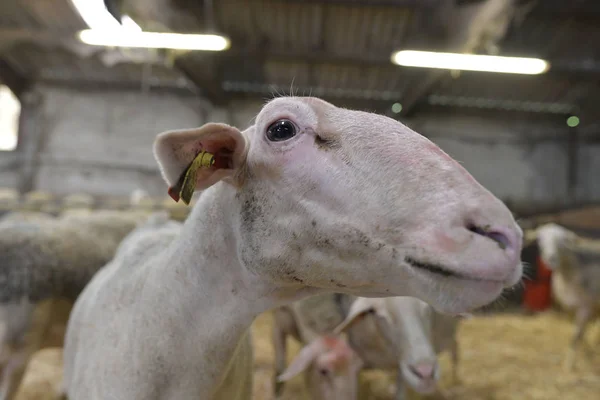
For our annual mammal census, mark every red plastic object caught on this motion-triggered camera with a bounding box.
[522,255,553,312]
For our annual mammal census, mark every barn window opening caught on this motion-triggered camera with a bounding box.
[0,85,20,151]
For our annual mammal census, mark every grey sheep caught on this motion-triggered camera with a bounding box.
[0,211,55,225]
[273,294,361,400]
[0,209,165,400]
[535,222,600,371]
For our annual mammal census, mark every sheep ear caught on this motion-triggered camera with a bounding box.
[334,298,383,335]
[335,298,399,351]
[153,123,249,204]
[277,338,327,382]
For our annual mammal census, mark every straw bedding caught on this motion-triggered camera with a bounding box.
[13,310,600,400]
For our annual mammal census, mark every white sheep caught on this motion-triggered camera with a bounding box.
[336,296,459,399]
[276,333,363,400]
[534,222,600,371]
[278,295,459,400]
[62,96,523,400]
[0,210,166,400]
[272,293,360,399]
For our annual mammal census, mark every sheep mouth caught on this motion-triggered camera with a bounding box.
[405,256,510,285]
[404,257,466,280]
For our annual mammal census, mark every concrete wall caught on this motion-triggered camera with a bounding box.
[0,85,262,198]
[0,85,598,213]
[0,152,19,188]
[34,86,203,197]
[408,111,600,213]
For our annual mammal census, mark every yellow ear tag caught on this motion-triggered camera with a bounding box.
[179,151,215,205]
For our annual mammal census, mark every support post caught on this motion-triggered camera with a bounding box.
[566,125,579,204]
[17,90,44,194]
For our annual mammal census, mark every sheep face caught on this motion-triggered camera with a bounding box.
[154,96,523,314]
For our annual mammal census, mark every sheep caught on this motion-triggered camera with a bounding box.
[60,193,95,212]
[534,222,600,371]
[276,333,363,400]
[278,295,459,400]
[62,96,523,400]
[272,293,359,398]
[0,189,19,219]
[0,211,55,224]
[20,191,55,213]
[334,296,460,400]
[0,210,167,400]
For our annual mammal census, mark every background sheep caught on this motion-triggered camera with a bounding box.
[0,210,165,400]
[534,222,600,371]
[272,294,359,399]
[274,294,460,400]
[0,211,55,225]
[277,334,363,400]
[332,296,460,400]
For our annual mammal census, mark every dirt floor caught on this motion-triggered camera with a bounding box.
[15,310,600,400]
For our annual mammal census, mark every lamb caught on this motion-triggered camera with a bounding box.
[276,333,363,400]
[272,293,360,399]
[534,222,600,371]
[0,209,166,400]
[62,96,523,400]
[333,296,460,400]
[277,295,459,400]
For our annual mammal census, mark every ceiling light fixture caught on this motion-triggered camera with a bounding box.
[391,50,549,75]
[566,116,580,128]
[70,0,124,30]
[70,0,230,51]
[78,30,230,51]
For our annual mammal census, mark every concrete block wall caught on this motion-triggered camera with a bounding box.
[0,152,19,188]
[578,145,600,201]
[0,84,598,214]
[34,86,205,196]
[0,85,263,198]
[408,111,599,213]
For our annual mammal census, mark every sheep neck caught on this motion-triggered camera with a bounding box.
[165,183,319,397]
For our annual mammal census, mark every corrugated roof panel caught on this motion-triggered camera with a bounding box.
[0,0,598,121]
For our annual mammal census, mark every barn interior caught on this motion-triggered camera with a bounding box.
[0,0,599,399]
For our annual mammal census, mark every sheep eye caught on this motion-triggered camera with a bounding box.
[319,368,330,377]
[266,119,297,142]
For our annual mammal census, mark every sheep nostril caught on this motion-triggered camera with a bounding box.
[409,365,422,379]
[486,231,510,250]
[468,225,511,250]
[408,364,435,380]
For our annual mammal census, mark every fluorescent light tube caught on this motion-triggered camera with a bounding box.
[72,0,230,51]
[121,16,142,32]
[78,30,231,51]
[391,50,549,75]
[70,0,123,30]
